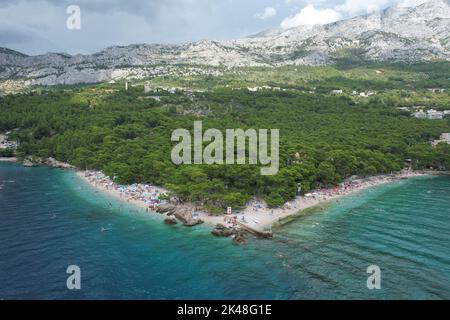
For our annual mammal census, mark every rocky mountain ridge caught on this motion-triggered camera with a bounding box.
[0,0,449,88]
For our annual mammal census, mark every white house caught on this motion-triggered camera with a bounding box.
[441,133,450,143]
[413,110,427,119]
[428,88,446,94]
[144,84,154,93]
[427,109,444,120]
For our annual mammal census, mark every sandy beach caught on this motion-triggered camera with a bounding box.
[76,169,429,233]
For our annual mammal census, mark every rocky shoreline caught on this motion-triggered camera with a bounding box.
[22,157,75,169]
[141,201,273,244]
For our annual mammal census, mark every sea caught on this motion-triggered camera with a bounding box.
[0,162,449,299]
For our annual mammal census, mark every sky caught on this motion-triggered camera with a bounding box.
[0,0,430,55]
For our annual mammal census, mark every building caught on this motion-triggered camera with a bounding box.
[413,110,427,119]
[331,89,343,94]
[440,133,450,143]
[144,84,153,93]
[0,134,19,149]
[427,88,446,94]
[427,109,444,120]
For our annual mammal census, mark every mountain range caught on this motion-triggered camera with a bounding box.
[0,0,449,88]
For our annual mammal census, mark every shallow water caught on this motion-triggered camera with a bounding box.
[0,162,449,299]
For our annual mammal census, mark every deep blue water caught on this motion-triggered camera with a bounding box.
[0,162,449,299]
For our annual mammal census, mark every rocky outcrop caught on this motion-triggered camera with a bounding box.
[232,230,247,246]
[21,157,74,169]
[44,157,75,169]
[156,204,204,226]
[22,158,36,167]
[211,224,236,237]
[211,224,247,245]
[156,204,176,215]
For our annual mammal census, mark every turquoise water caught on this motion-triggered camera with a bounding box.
[0,162,449,299]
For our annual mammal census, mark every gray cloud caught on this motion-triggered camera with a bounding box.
[0,28,33,44]
[0,0,411,55]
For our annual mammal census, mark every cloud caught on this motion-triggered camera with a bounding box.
[280,5,341,29]
[0,0,223,54]
[0,28,33,44]
[335,0,390,14]
[255,7,277,19]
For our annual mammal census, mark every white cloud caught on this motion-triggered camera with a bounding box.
[335,0,390,15]
[280,5,341,29]
[255,7,277,19]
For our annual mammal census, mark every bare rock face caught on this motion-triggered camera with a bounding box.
[211,224,247,245]
[156,204,204,226]
[44,157,74,169]
[20,157,74,169]
[156,204,176,215]
[1,0,449,89]
[22,159,36,167]
[174,208,204,227]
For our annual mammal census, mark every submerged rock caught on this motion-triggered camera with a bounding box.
[164,217,177,225]
[211,224,235,237]
[232,231,247,245]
